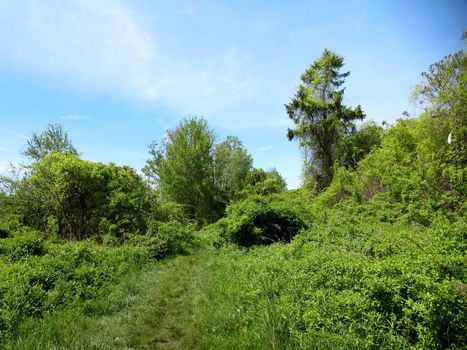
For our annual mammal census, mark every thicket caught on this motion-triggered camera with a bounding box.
[0,226,149,341]
[213,192,310,247]
[196,207,466,349]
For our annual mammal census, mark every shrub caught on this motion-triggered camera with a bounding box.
[0,228,45,261]
[217,193,310,247]
[14,153,150,240]
[0,231,149,341]
[131,220,195,260]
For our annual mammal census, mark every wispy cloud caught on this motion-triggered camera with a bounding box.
[357,0,368,32]
[258,145,273,152]
[0,146,12,153]
[60,115,89,120]
[0,0,258,118]
[0,128,29,140]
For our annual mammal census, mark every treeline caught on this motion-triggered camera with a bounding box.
[0,119,286,242]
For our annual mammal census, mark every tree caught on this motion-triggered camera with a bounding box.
[412,42,466,169]
[236,168,287,199]
[286,49,365,190]
[143,117,217,224]
[410,41,466,207]
[17,153,149,240]
[213,136,253,202]
[23,123,78,161]
[339,121,384,169]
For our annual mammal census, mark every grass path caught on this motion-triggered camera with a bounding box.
[3,246,216,349]
[99,248,211,349]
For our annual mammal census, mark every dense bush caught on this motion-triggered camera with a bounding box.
[216,193,310,247]
[131,220,195,260]
[10,153,150,240]
[235,168,287,199]
[0,227,45,261]
[194,204,466,349]
[0,228,149,341]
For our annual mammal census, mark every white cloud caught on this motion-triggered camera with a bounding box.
[0,0,258,118]
[0,128,29,140]
[0,0,156,97]
[60,115,89,120]
[258,145,273,152]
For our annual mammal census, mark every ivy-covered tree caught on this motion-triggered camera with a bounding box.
[286,49,365,190]
[339,121,384,169]
[23,123,78,161]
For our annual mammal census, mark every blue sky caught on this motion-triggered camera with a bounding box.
[0,0,465,188]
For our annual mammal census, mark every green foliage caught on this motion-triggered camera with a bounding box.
[0,228,149,341]
[151,200,188,223]
[14,153,150,240]
[144,117,255,224]
[235,168,287,199]
[0,227,45,261]
[213,136,253,202]
[309,46,466,217]
[216,193,310,247]
[144,117,218,224]
[0,41,465,350]
[131,220,195,260]
[286,49,365,189]
[193,208,466,349]
[339,121,384,169]
[22,123,78,161]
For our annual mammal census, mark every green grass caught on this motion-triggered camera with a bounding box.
[2,248,211,349]
[2,208,465,349]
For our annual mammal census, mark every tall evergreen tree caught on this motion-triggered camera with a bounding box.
[286,49,365,189]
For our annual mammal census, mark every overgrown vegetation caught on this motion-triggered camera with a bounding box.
[0,40,465,349]
[0,227,149,342]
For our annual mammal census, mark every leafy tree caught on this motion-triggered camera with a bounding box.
[143,117,217,224]
[339,121,384,169]
[286,49,365,190]
[16,153,149,240]
[410,43,466,209]
[236,168,287,198]
[23,123,78,161]
[413,43,466,171]
[213,136,253,202]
